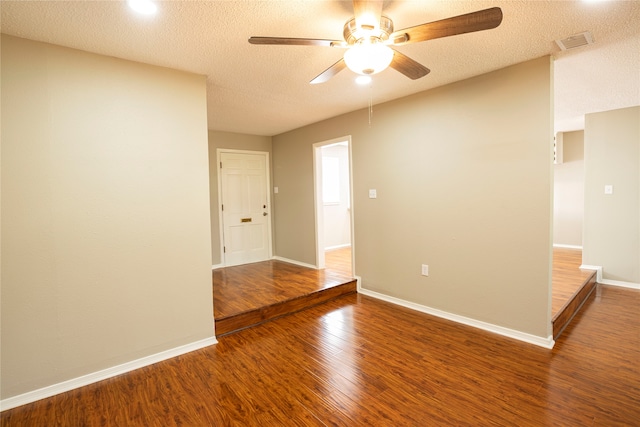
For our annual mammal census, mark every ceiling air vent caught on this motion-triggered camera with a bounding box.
[555,31,594,51]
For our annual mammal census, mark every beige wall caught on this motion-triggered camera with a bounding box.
[1,36,214,399]
[553,131,585,247]
[273,57,553,337]
[583,106,640,284]
[208,130,272,265]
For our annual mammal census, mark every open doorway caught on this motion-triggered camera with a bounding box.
[553,131,585,250]
[313,137,354,276]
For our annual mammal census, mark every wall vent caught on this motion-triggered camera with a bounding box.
[555,31,594,51]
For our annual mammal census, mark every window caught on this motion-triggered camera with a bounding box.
[322,157,340,204]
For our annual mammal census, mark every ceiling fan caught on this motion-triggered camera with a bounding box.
[249,1,503,84]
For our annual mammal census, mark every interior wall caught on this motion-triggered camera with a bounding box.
[583,106,640,284]
[322,144,351,250]
[208,131,273,266]
[273,56,553,338]
[1,36,214,399]
[553,131,585,247]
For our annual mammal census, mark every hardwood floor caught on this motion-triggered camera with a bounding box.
[213,249,353,319]
[214,246,594,337]
[551,247,597,339]
[216,246,591,318]
[551,247,595,316]
[213,247,354,335]
[324,246,352,276]
[3,284,638,426]
[2,246,613,425]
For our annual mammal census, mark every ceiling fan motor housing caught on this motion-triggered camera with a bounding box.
[343,15,394,45]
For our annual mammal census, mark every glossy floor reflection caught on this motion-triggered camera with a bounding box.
[551,247,595,315]
[214,246,591,321]
[213,247,353,319]
[3,285,638,425]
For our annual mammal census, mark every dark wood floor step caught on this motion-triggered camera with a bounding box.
[215,279,357,336]
[552,271,597,340]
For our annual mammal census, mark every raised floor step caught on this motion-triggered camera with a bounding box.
[215,279,357,336]
[552,271,597,340]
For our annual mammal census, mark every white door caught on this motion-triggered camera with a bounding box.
[220,152,271,266]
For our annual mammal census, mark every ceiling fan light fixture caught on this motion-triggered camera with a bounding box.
[249,5,503,84]
[355,75,372,85]
[344,41,394,75]
[127,0,157,15]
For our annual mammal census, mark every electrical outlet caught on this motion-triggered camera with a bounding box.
[421,264,429,276]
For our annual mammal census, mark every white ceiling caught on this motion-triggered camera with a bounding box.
[1,0,639,136]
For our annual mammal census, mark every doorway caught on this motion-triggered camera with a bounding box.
[217,149,272,267]
[313,137,354,275]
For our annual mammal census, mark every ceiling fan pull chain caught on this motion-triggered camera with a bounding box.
[368,84,373,126]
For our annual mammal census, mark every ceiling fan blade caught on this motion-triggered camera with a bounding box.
[389,7,503,46]
[389,50,430,80]
[353,0,383,31]
[310,59,347,84]
[249,37,342,47]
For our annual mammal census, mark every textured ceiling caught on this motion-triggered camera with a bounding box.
[1,0,639,136]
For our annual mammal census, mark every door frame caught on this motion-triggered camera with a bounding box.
[216,148,273,267]
[312,136,355,275]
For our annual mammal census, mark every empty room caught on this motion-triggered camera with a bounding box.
[1,1,639,425]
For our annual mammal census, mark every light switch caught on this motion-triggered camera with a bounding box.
[369,189,377,199]
[604,185,613,195]
[274,187,279,194]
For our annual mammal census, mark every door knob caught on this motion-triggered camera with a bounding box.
[263,212,268,216]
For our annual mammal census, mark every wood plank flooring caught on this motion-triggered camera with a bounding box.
[551,247,596,315]
[551,247,597,339]
[1,246,609,425]
[213,248,355,336]
[324,246,352,276]
[214,246,596,337]
[3,284,638,426]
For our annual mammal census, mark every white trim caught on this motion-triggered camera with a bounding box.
[312,136,355,275]
[312,143,325,269]
[553,244,583,250]
[599,278,640,290]
[580,264,603,282]
[272,256,318,270]
[211,263,224,270]
[325,243,352,251]
[0,337,218,412]
[579,264,639,289]
[358,288,555,349]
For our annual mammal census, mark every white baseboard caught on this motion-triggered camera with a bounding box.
[215,257,322,271]
[358,287,555,349]
[553,244,583,250]
[0,337,218,412]
[271,256,317,270]
[325,244,351,251]
[580,264,603,282]
[578,265,639,289]
[599,278,640,289]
